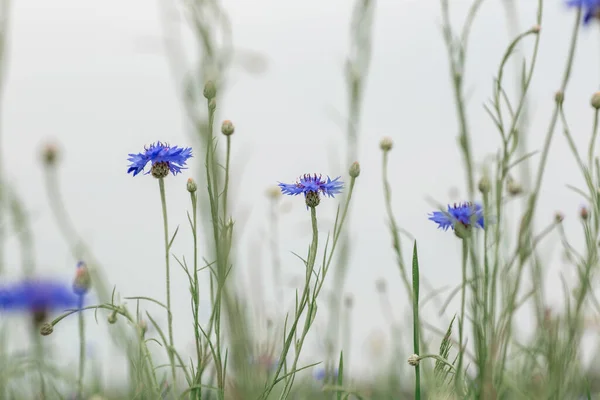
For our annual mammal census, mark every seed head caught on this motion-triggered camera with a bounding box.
[379,137,393,152]
[221,120,235,136]
[305,191,320,208]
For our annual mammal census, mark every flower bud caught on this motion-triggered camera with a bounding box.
[187,178,197,193]
[108,310,118,324]
[591,92,600,110]
[40,323,54,336]
[203,81,216,100]
[531,24,541,34]
[581,206,589,220]
[555,212,564,223]
[208,98,217,112]
[73,261,91,295]
[507,178,522,196]
[555,91,564,105]
[41,142,59,166]
[139,319,148,336]
[478,176,490,194]
[379,137,393,152]
[349,161,361,178]
[221,120,235,136]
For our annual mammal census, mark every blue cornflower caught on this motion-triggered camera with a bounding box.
[0,279,81,318]
[314,367,339,382]
[567,0,600,24]
[127,141,193,178]
[429,202,485,232]
[278,174,343,208]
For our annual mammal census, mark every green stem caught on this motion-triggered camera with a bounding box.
[411,241,421,400]
[223,135,231,222]
[158,177,177,390]
[455,239,468,395]
[190,191,202,400]
[77,301,86,399]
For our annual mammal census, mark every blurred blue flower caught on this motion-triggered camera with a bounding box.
[314,367,339,381]
[127,141,193,177]
[278,174,343,199]
[567,0,600,24]
[429,202,485,231]
[0,279,81,313]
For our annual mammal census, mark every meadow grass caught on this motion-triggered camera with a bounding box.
[0,0,600,399]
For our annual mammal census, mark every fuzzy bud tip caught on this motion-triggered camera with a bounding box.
[407,354,420,366]
[221,120,235,136]
[379,137,393,152]
[187,178,197,193]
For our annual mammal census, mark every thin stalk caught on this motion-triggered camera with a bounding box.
[158,177,177,389]
[190,190,202,400]
[223,135,231,222]
[455,239,468,395]
[77,299,86,399]
[411,242,421,400]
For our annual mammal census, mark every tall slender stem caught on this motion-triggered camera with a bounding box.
[158,177,177,388]
[222,135,231,222]
[456,239,468,395]
[77,299,86,399]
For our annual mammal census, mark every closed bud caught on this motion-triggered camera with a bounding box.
[591,92,600,110]
[507,178,523,196]
[41,142,59,166]
[478,176,490,194]
[555,212,564,223]
[208,98,217,112]
[203,81,216,100]
[531,24,541,34]
[555,91,564,105]
[221,120,235,136]
[40,323,54,336]
[187,178,197,193]
[349,161,361,178]
[379,137,393,152]
[73,261,91,295]
[581,206,589,220]
[108,310,118,324]
[139,320,148,336]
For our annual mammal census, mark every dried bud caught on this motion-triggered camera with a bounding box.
[221,120,235,136]
[379,137,393,152]
[187,178,197,193]
[407,354,420,366]
[478,176,490,194]
[40,323,54,336]
[581,206,589,220]
[73,261,91,295]
[349,161,361,178]
[591,92,600,110]
[41,142,59,166]
[555,91,564,105]
[555,212,564,223]
[203,81,216,100]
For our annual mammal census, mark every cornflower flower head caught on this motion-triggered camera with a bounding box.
[314,367,339,382]
[0,279,82,324]
[567,0,600,24]
[278,174,343,208]
[429,202,485,238]
[127,141,193,178]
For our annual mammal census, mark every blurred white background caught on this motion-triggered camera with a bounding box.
[2,0,600,385]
